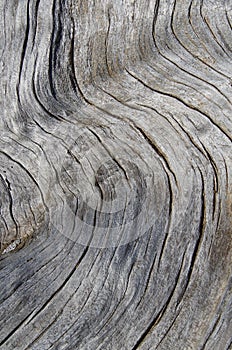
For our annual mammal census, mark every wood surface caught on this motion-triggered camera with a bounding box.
[0,0,232,349]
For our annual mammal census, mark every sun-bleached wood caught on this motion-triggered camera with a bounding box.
[0,0,231,349]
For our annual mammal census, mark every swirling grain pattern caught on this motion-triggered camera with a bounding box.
[0,0,231,349]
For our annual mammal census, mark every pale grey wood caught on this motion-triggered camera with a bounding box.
[0,0,231,349]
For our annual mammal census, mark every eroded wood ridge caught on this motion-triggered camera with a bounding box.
[0,0,231,349]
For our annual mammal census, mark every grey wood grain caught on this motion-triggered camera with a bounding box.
[0,0,231,349]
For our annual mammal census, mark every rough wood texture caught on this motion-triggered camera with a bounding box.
[0,0,232,349]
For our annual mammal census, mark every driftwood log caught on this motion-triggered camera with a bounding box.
[0,0,232,349]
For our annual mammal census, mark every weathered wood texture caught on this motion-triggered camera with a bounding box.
[0,0,232,349]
